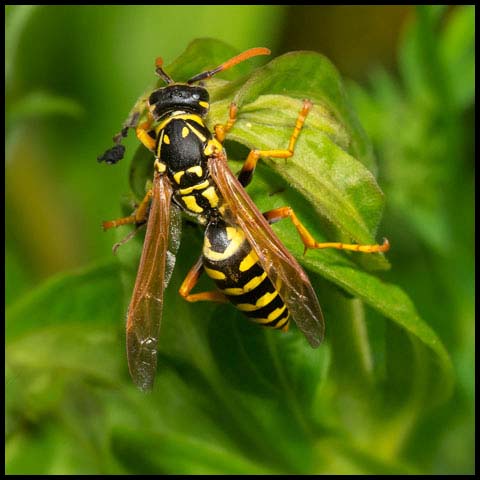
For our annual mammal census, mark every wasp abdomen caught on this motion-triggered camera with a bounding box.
[203,221,290,330]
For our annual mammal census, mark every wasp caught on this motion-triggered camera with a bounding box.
[99,47,390,391]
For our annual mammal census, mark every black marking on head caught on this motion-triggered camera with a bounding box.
[149,84,209,120]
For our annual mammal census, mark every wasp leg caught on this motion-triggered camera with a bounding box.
[214,102,238,143]
[122,94,150,135]
[179,256,229,303]
[136,112,157,151]
[237,99,312,187]
[98,95,150,164]
[263,207,390,255]
[102,189,153,230]
[112,223,146,254]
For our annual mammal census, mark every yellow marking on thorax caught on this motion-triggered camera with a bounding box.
[182,126,189,138]
[239,249,259,272]
[186,123,207,143]
[163,134,170,144]
[204,138,223,156]
[156,130,164,157]
[173,171,184,184]
[201,186,219,208]
[156,113,205,133]
[199,100,209,109]
[186,165,203,177]
[236,290,278,312]
[218,204,228,217]
[182,195,203,213]
[204,266,226,280]
[222,272,267,295]
[179,179,210,195]
[154,159,166,173]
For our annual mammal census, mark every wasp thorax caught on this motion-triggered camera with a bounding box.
[149,84,210,120]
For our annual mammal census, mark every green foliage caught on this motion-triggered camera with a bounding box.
[350,5,474,253]
[349,5,474,474]
[5,31,463,474]
[7,35,458,474]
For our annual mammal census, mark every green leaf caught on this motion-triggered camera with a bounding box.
[6,261,122,341]
[225,95,385,246]
[229,50,377,172]
[130,40,388,270]
[111,426,274,475]
[208,51,386,261]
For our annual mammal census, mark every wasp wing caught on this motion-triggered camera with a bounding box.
[165,201,182,287]
[126,173,179,391]
[208,153,325,347]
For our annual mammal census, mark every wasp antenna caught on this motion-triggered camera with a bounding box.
[155,57,174,84]
[187,47,271,84]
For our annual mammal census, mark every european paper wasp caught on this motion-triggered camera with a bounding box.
[98,47,389,390]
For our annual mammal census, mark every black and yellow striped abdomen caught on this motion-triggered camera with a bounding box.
[203,220,290,330]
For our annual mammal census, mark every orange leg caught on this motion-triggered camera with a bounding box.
[179,256,229,303]
[238,99,312,187]
[264,207,390,255]
[102,189,153,230]
[136,112,157,151]
[214,102,238,143]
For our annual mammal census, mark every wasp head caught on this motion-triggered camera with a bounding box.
[148,84,209,121]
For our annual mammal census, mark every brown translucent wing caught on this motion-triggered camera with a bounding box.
[126,173,176,391]
[209,153,325,347]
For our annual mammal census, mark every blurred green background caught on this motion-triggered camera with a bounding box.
[5,5,474,475]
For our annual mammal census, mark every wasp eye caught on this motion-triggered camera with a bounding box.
[149,90,161,104]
